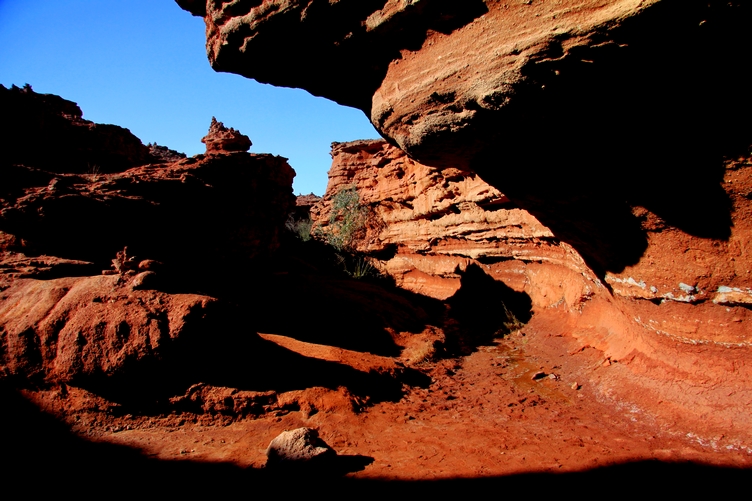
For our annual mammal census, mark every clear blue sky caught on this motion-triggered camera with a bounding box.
[0,0,379,195]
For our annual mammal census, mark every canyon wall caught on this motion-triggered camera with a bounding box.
[0,89,295,394]
[312,138,752,444]
[1,84,156,174]
[178,0,752,273]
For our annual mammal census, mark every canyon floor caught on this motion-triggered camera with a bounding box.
[7,303,750,493]
[3,83,751,493]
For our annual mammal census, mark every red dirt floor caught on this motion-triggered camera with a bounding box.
[8,310,751,494]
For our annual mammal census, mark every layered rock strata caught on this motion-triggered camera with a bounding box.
[312,139,752,442]
[311,140,574,302]
[178,0,752,273]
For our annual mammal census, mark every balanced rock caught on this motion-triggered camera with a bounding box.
[201,116,252,154]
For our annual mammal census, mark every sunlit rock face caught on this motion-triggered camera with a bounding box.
[311,138,752,446]
[202,116,252,153]
[178,0,752,274]
[311,139,573,303]
[179,0,752,445]
[1,91,296,394]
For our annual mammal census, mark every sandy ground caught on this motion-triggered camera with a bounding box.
[10,312,750,493]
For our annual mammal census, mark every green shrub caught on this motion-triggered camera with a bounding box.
[313,185,384,280]
[285,214,313,241]
[319,184,368,252]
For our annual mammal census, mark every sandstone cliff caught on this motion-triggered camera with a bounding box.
[178,0,752,273]
[0,103,296,394]
[312,139,752,443]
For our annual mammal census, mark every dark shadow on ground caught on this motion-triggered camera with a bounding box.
[3,384,749,496]
[72,331,428,414]
[248,237,447,357]
[444,263,533,354]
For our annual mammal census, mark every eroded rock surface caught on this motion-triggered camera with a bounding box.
[0,103,295,396]
[202,116,252,153]
[179,0,752,272]
[0,137,295,273]
[311,139,752,443]
[0,275,218,387]
[312,140,569,301]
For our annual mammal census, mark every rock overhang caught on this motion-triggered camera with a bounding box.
[177,0,752,272]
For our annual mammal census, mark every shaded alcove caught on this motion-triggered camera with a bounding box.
[461,1,751,275]
[443,263,533,354]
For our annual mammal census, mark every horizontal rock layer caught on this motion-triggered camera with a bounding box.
[180,0,752,273]
[311,139,752,441]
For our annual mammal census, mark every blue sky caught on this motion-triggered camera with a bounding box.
[0,0,379,195]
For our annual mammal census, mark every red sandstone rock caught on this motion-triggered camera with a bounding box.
[201,117,252,153]
[1,84,156,173]
[0,89,296,392]
[295,193,321,209]
[169,383,277,416]
[312,140,583,300]
[312,139,752,442]
[0,145,295,273]
[179,0,752,275]
[180,1,752,442]
[147,142,187,163]
[0,274,216,384]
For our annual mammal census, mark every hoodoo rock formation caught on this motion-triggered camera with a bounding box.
[202,116,253,153]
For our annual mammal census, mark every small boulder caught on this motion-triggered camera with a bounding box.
[130,271,157,290]
[265,427,335,467]
[137,259,162,271]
